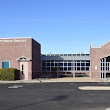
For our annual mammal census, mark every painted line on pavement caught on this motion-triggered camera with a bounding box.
[79,86,110,90]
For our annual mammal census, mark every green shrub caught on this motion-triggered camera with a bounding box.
[0,68,18,81]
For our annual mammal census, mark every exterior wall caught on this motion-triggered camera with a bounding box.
[32,39,41,78]
[0,38,32,79]
[90,41,110,78]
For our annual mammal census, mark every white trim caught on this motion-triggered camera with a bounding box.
[0,37,32,39]
[1,60,10,68]
[16,56,31,62]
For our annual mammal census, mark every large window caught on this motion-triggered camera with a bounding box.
[2,61,10,68]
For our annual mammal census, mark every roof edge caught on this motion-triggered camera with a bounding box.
[0,37,32,39]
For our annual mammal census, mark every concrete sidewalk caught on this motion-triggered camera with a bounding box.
[0,77,103,84]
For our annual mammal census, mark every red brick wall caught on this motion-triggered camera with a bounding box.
[90,41,110,78]
[0,38,32,79]
[32,39,41,78]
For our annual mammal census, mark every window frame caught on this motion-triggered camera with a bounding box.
[2,60,10,68]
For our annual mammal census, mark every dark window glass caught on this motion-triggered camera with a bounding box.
[81,63,85,66]
[51,63,54,66]
[75,60,80,62]
[68,67,71,70]
[47,63,50,66]
[86,63,90,66]
[106,67,108,71]
[77,63,80,66]
[106,63,107,66]
[60,67,63,70]
[47,67,50,71]
[64,63,67,66]
[42,63,46,66]
[59,63,63,66]
[101,67,102,70]
[81,67,85,71]
[108,67,109,71]
[55,63,58,66]
[68,63,71,66]
[22,65,24,71]
[77,67,80,71]
[103,63,104,66]
[64,67,67,71]
[86,67,89,71]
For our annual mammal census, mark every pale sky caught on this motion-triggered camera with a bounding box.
[0,0,110,54]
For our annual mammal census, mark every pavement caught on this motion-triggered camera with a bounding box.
[1,77,110,91]
[0,82,110,110]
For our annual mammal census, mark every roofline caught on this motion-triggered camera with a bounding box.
[101,41,110,47]
[0,37,32,39]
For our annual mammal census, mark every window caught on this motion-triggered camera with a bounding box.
[81,67,85,71]
[51,63,54,66]
[42,62,46,66]
[68,67,71,70]
[77,63,80,66]
[86,67,89,71]
[86,63,90,66]
[64,67,67,71]
[68,63,71,66]
[60,67,63,71]
[59,63,63,66]
[77,67,80,71]
[2,61,10,68]
[47,63,50,66]
[64,63,67,66]
[81,63,85,66]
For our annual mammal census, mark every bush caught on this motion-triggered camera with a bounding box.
[0,68,18,81]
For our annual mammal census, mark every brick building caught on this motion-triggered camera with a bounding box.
[41,41,110,80]
[0,38,41,80]
[0,37,110,80]
[90,41,110,80]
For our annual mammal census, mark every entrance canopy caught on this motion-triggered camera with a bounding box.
[16,56,31,62]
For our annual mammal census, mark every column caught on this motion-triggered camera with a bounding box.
[104,58,106,80]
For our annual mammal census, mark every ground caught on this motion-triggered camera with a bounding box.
[0,82,110,110]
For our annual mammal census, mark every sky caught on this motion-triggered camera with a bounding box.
[0,0,110,54]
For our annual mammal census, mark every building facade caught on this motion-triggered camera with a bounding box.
[0,37,110,80]
[0,38,41,80]
[41,41,110,80]
[41,54,90,78]
[90,41,110,80]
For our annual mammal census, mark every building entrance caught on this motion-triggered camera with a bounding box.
[20,62,28,80]
[16,56,31,80]
[100,56,110,80]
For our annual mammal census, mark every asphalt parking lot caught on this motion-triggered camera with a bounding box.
[0,82,110,110]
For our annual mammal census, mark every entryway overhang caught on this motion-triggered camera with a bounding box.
[16,56,31,62]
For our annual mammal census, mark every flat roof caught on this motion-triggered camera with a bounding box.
[0,37,32,39]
